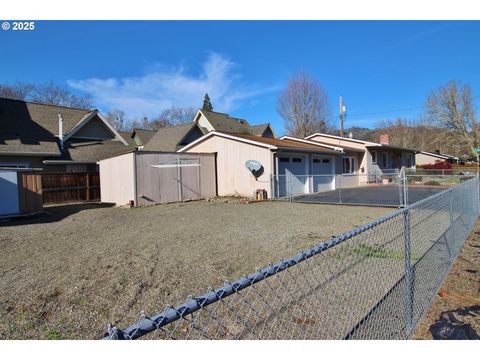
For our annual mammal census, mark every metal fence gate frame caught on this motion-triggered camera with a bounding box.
[103,176,480,340]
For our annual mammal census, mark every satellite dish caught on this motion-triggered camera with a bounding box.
[245,160,264,178]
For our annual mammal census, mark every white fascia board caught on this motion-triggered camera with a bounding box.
[63,111,129,146]
[279,136,344,152]
[419,151,451,159]
[305,132,380,146]
[177,131,276,152]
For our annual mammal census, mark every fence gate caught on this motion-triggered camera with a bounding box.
[41,172,100,204]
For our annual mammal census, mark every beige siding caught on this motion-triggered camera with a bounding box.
[185,136,272,198]
[416,153,444,166]
[99,152,135,205]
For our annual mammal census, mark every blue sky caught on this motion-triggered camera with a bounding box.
[1,20,479,134]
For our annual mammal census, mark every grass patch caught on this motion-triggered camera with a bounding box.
[46,330,62,340]
[352,245,419,261]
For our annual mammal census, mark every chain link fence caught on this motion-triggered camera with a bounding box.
[271,173,474,207]
[103,176,479,340]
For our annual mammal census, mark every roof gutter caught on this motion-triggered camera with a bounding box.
[43,160,97,164]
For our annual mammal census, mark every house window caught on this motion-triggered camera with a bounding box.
[322,159,330,163]
[343,157,355,174]
[279,157,290,163]
[381,153,389,168]
[313,158,321,163]
[292,158,302,163]
[371,151,377,164]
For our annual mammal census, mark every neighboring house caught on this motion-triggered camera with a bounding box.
[0,98,133,172]
[416,150,459,166]
[142,122,205,152]
[178,131,346,198]
[193,109,276,137]
[305,133,417,175]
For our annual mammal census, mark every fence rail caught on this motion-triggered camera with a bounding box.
[103,176,480,340]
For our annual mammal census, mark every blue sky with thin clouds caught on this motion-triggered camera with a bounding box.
[1,20,479,134]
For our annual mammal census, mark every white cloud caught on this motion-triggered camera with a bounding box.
[68,53,274,120]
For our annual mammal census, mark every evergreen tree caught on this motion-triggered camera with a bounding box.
[202,93,213,112]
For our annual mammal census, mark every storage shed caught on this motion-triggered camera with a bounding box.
[98,151,216,206]
[0,169,43,217]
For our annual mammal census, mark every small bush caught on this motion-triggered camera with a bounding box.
[420,160,453,170]
[424,180,440,186]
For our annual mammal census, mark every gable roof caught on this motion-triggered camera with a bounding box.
[197,109,274,137]
[178,131,342,154]
[306,132,418,153]
[0,97,131,159]
[142,123,201,152]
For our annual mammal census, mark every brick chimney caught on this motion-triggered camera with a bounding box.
[379,133,390,145]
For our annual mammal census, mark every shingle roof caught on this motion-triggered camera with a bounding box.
[47,139,135,162]
[220,132,338,152]
[142,123,198,152]
[132,128,157,146]
[0,97,132,161]
[201,110,272,136]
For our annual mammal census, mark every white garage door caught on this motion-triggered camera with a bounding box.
[277,155,307,197]
[311,156,335,192]
[0,171,20,216]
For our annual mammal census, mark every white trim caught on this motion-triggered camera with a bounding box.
[279,135,344,152]
[418,150,457,160]
[63,111,129,146]
[342,156,356,175]
[177,131,277,152]
[305,132,381,146]
[43,160,97,164]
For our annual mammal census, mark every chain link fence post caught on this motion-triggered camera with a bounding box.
[403,207,414,336]
[447,188,454,260]
[402,170,408,207]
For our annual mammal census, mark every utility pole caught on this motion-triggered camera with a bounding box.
[339,96,346,137]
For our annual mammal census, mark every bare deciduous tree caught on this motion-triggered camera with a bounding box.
[0,81,93,109]
[105,109,126,131]
[425,81,479,159]
[277,71,332,138]
[0,81,35,100]
[149,106,196,130]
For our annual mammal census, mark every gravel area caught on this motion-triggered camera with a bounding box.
[0,200,390,339]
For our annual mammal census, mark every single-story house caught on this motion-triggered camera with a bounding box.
[0,98,134,172]
[416,150,459,166]
[305,132,417,175]
[178,131,347,198]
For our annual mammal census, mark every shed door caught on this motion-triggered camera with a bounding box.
[0,171,20,216]
[311,156,335,192]
[277,155,307,197]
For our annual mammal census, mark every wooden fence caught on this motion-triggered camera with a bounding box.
[19,173,43,214]
[41,172,100,204]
